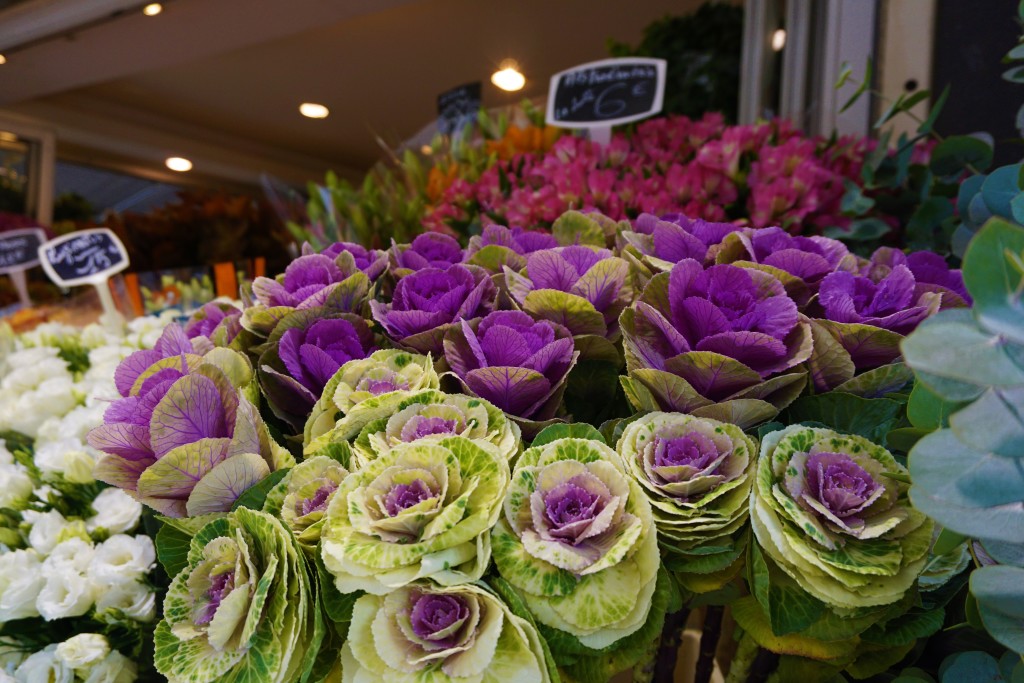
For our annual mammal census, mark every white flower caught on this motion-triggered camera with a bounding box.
[0,550,44,622]
[89,535,154,586]
[94,581,155,623]
[55,634,109,672]
[127,311,179,348]
[23,510,70,554]
[0,442,13,466]
[33,439,98,485]
[82,652,136,683]
[0,464,33,509]
[36,572,96,621]
[43,538,95,574]
[0,637,26,674]
[87,489,142,535]
[13,645,72,683]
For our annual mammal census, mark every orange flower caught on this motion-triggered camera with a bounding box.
[426,164,459,203]
[485,125,562,160]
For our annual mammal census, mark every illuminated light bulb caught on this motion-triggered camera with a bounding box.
[299,102,329,119]
[165,157,192,172]
[0,54,7,65]
[491,61,525,92]
[771,29,787,52]
[420,144,432,155]
[143,3,162,16]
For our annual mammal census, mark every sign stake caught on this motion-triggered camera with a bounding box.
[0,227,47,312]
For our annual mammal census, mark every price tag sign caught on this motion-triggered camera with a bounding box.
[39,228,129,287]
[437,82,482,135]
[0,228,46,275]
[546,58,666,143]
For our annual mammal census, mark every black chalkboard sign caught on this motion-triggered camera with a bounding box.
[39,228,129,287]
[437,82,482,135]
[546,58,667,128]
[0,228,45,274]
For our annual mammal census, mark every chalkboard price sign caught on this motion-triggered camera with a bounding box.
[39,228,130,287]
[546,57,667,129]
[437,82,482,135]
[0,228,46,274]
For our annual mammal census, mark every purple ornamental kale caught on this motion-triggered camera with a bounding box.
[475,224,558,255]
[862,247,971,308]
[114,324,202,397]
[251,253,346,308]
[184,302,243,346]
[260,317,375,431]
[318,241,387,280]
[623,213,741,265]
[818,265,936,335]
[634,260,801,379]
[409,593,470,648]
[732,227,850,285]
[391,232,465,273]
[369,264,495,354]
[444,310,577,422]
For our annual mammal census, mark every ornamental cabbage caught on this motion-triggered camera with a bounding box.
[341,582,550,683]
[184,302,244,348]
[257,309,376,433]
[619,212,740,274]
[245,245,369,337]
[319,241,387,281]
[617,412,755,590]
[504,245,633,342]
[370,264,496,355]
[443,311,577,432]
[390,232,466,276]
[90,329,292,517]
[620,259,811,428]
[464,224,559,273]
[321,436,510,594]
[352,389,521,467]
[303,349,439,452]
[861,247,971,308]
[715,226,853,305]
[154,508,322,683]
[262,455,348,554]
[491,437,658,649]
[750,425,933,609]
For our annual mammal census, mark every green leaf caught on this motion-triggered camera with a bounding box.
[918,85,950,135]
[1004,66,1024,83]
[962,218,1024,346]
[825,218,891,242]
[839,58,872,114]
[940,651,1004,682]
[861,608,945,647]
[782,392,904,443]
[841,180,876,215]
[530,422,607,448]
[155,522,192,578]
[971,565,1024,654]
[907,382,968,430]
[930,136,994,177]
[731,597,859,661]
[230,468,290,511]
[933,528,969,556]
[886,427,930,453]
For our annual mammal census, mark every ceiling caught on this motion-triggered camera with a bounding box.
[0,0,705,187]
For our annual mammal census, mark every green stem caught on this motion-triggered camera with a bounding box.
[653,608,690,683]
[694,605,725,683]
[724,629,759,683]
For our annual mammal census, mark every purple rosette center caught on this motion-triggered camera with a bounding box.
[409,593,470,648]
[401,416,458,441]
[654,432,720,472]
[300,483,340,516]
[544,481,602,535]
[385,479,435,516]
[806,452,881,523]
[196,571,234,626]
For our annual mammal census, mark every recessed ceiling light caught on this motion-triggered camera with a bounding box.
[491,61,525,92]
[299,102,329,119]
[143,3,162,16]
[165,157,192,172]
[0,54,7,65]
[771,28,787,51]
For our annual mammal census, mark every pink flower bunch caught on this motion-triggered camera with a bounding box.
[423,114,883,237]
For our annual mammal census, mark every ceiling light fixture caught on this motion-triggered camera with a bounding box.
[299,102,329,119]
[143,3,163,16]
[0,54,6,65]
[165,157,192,172]
[0,132,16,142]
[491,60,525,92]
[771,28,787,52]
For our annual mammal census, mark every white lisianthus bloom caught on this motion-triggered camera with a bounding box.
[0,550,45,622]
[13,645,72,683]
[0,442,13,465]
[20,323,80,349]
[79,324,125,351]
[82,652,136,683]
[89,535,155,585]
[0,348,78,438]
[0,464,33,509]
[55,634,109,672]
[34,439,98,485]
[0,636,26,674]
[127,310,181,348]
[94,580,155,623]
[23,510,70,554]
[37,539,97,621]
[87,489,142,535]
